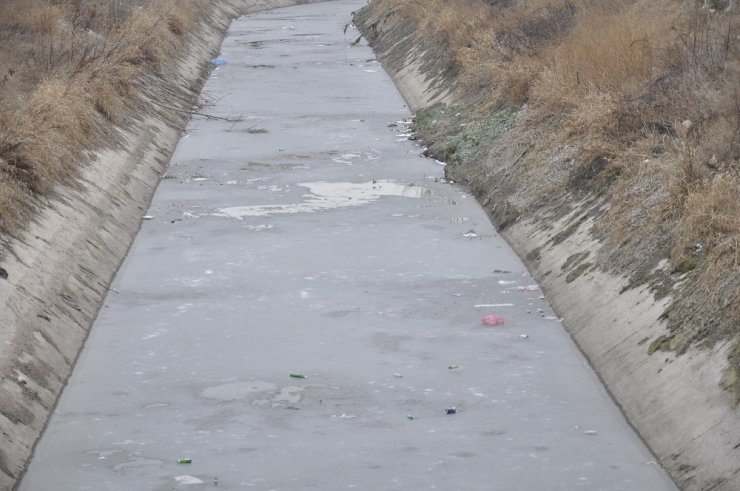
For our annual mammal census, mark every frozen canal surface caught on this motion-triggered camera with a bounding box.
[20,1,677,490]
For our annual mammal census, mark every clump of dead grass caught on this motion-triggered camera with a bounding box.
[0,0,210,239]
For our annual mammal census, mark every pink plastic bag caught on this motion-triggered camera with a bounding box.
[481,315,505,326]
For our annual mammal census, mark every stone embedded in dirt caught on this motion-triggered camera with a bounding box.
[0,267,8,280]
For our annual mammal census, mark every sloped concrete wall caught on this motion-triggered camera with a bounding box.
[355,6,739,490]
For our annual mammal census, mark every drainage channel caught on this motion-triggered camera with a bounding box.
[19,1,676,490]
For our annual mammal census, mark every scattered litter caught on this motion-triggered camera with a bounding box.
[498,280,516,285]
[517,285,539,292]
[407,415,415,420]
[481,315,505,326]
[289,373,306,379]
[175,475,204,485]
[177,458,192,464]
[282,25,297,30]
[210,58,227,66]
[448,364,459,370]
[520,334,529,339]
[475,303,514,308]
[0,267,7,280]
[582,430,598,436]
[143,215,154,220]
[446,407,457,415]
[393,373,404,378]
[339,413,356,419]
[463,229,478,238]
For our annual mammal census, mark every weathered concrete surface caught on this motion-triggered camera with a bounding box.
[355,5,740,491]
[19,2,676,490]
[0,1,327,489]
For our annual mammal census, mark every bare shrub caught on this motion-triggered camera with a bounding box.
[0,0,211,238]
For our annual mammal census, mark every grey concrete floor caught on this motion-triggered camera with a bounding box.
[19,2,677,490]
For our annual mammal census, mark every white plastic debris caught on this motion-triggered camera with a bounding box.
[517,285,539,292]
[175,475,204,485]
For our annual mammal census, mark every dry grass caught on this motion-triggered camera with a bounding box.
[0,0,209,242]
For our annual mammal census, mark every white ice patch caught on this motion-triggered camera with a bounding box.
[331,153,360,164]
[243,224,274,231]
[256,185,283,192]
[211,181,427,219]
[175,475,204,485]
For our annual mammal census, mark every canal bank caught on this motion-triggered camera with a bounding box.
[0,1,325,489]
[354,3,740,490]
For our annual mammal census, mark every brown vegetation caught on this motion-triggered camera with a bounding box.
[0,0,208,242]
[369,0,739,391]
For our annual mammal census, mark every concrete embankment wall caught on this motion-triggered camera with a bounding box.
[355,6,739,491]
[0,1,322,489]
